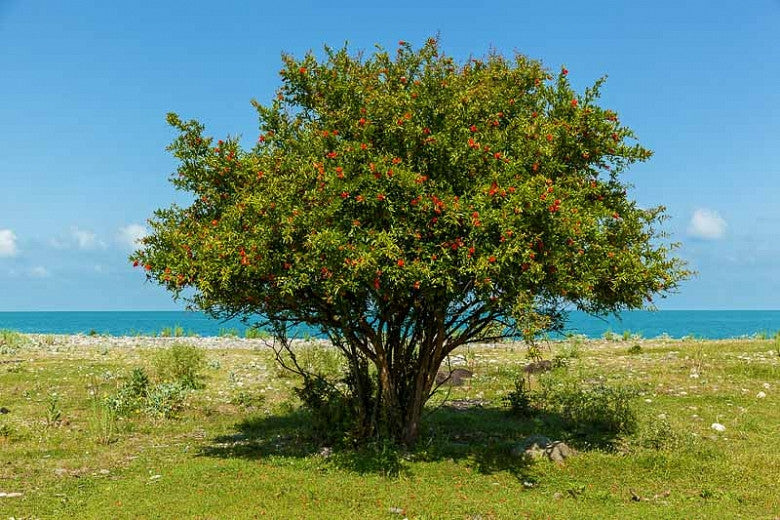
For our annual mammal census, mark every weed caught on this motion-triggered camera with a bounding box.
[230,390,266,410]
[537,372,638,437]
[153,343,206,389]
[145,383,187,418]
[552,341,580,367]
[0,329,28,354]
[87,382,118,445]
[504,377,534,417]
[638,417,687,451]
[603,329,616,341]
[245,327,270,339]
[627,344,642,355]
[219,328,240,338]
[45,393,63,427]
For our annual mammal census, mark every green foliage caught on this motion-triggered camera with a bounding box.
[504,377,534,417]
[144,383,188,419]
[153,343,206,389]
[0,329,28,354]
[219,328,240,338]
[552,341,581,367]
[638,416,687,451]
[135,38,689,443]
[537,372,638,437]
[44,393,62,427]
[627,343,643,354]
[245,326,270,339]
[105,368,151,416]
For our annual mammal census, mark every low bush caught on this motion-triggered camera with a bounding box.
[538,373,638,437]
[153,343,206,389]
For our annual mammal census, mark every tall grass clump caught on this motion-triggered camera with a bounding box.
[0,329,28,354]
[153,343,206,389]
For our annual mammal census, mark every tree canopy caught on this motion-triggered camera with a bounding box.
[134,38,688,444]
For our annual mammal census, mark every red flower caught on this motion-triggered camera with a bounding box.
[132,260,139,267]
[211,219,218,227]
[398,40,405,46]
[326,151,338,159]
[571,99,578,107]
[413,280,421,289]
[422,127,431,135]
[373,277,381,290]
[562,67,568,75]
[340,191,349,199]
[358,117,367,126]
[546,134,553,142]
[299,67,307,74]
[397,259,405,267]
[613,212,620,219]
[488,256,496,263]
[144,264,151,271]
[469,125,477,132]
[257,170,264,179]
[377,193,386,201]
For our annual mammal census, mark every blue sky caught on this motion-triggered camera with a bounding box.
[1,0,778,310]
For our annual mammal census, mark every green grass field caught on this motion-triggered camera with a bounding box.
[1,332,779,519]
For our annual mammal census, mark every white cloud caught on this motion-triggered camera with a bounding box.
[117,224,148,249]
[29,266,50,278]
[688,208,727,240]
[0,229,18,257]
[49,227,106,250]
[71,226,105,250]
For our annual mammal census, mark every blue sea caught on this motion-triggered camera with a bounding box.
[0,310,779,339]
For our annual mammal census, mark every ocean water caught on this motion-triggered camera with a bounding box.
[1,310,779,339]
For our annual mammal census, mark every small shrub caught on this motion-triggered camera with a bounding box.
[603,329,616,341]
[552,342,581,368]
[230,390,266,409]
[153,343,206,389]
[538,373,638,437]
[0,422,14,440]
[294,376,353,442]
[105,368,151,416]
[627,344,643,355]
[245,327,270,339]
[638,417,687,451]
[145,382,187,418]
[504,377,535,418]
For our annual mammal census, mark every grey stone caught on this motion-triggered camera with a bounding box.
[435,368,473,386]
[545,441,574,462]
[318,446,332,458]
[523,360,553,374]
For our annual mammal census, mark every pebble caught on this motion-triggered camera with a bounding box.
[757,391,767,399]
[711,423,726,432]
[0,492,23,498]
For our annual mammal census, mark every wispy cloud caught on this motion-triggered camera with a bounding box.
[0,229,18,257]
[50,227,106,250]
[688,208,727,240]
[29,266,50,278]
[117,224,148,250]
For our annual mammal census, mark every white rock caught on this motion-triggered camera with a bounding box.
[0,492,23,498]
[757,391,767,399]
[763,383,771,389]
[711,423,726,432]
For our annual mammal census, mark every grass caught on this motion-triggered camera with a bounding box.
[0,335,779,519]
